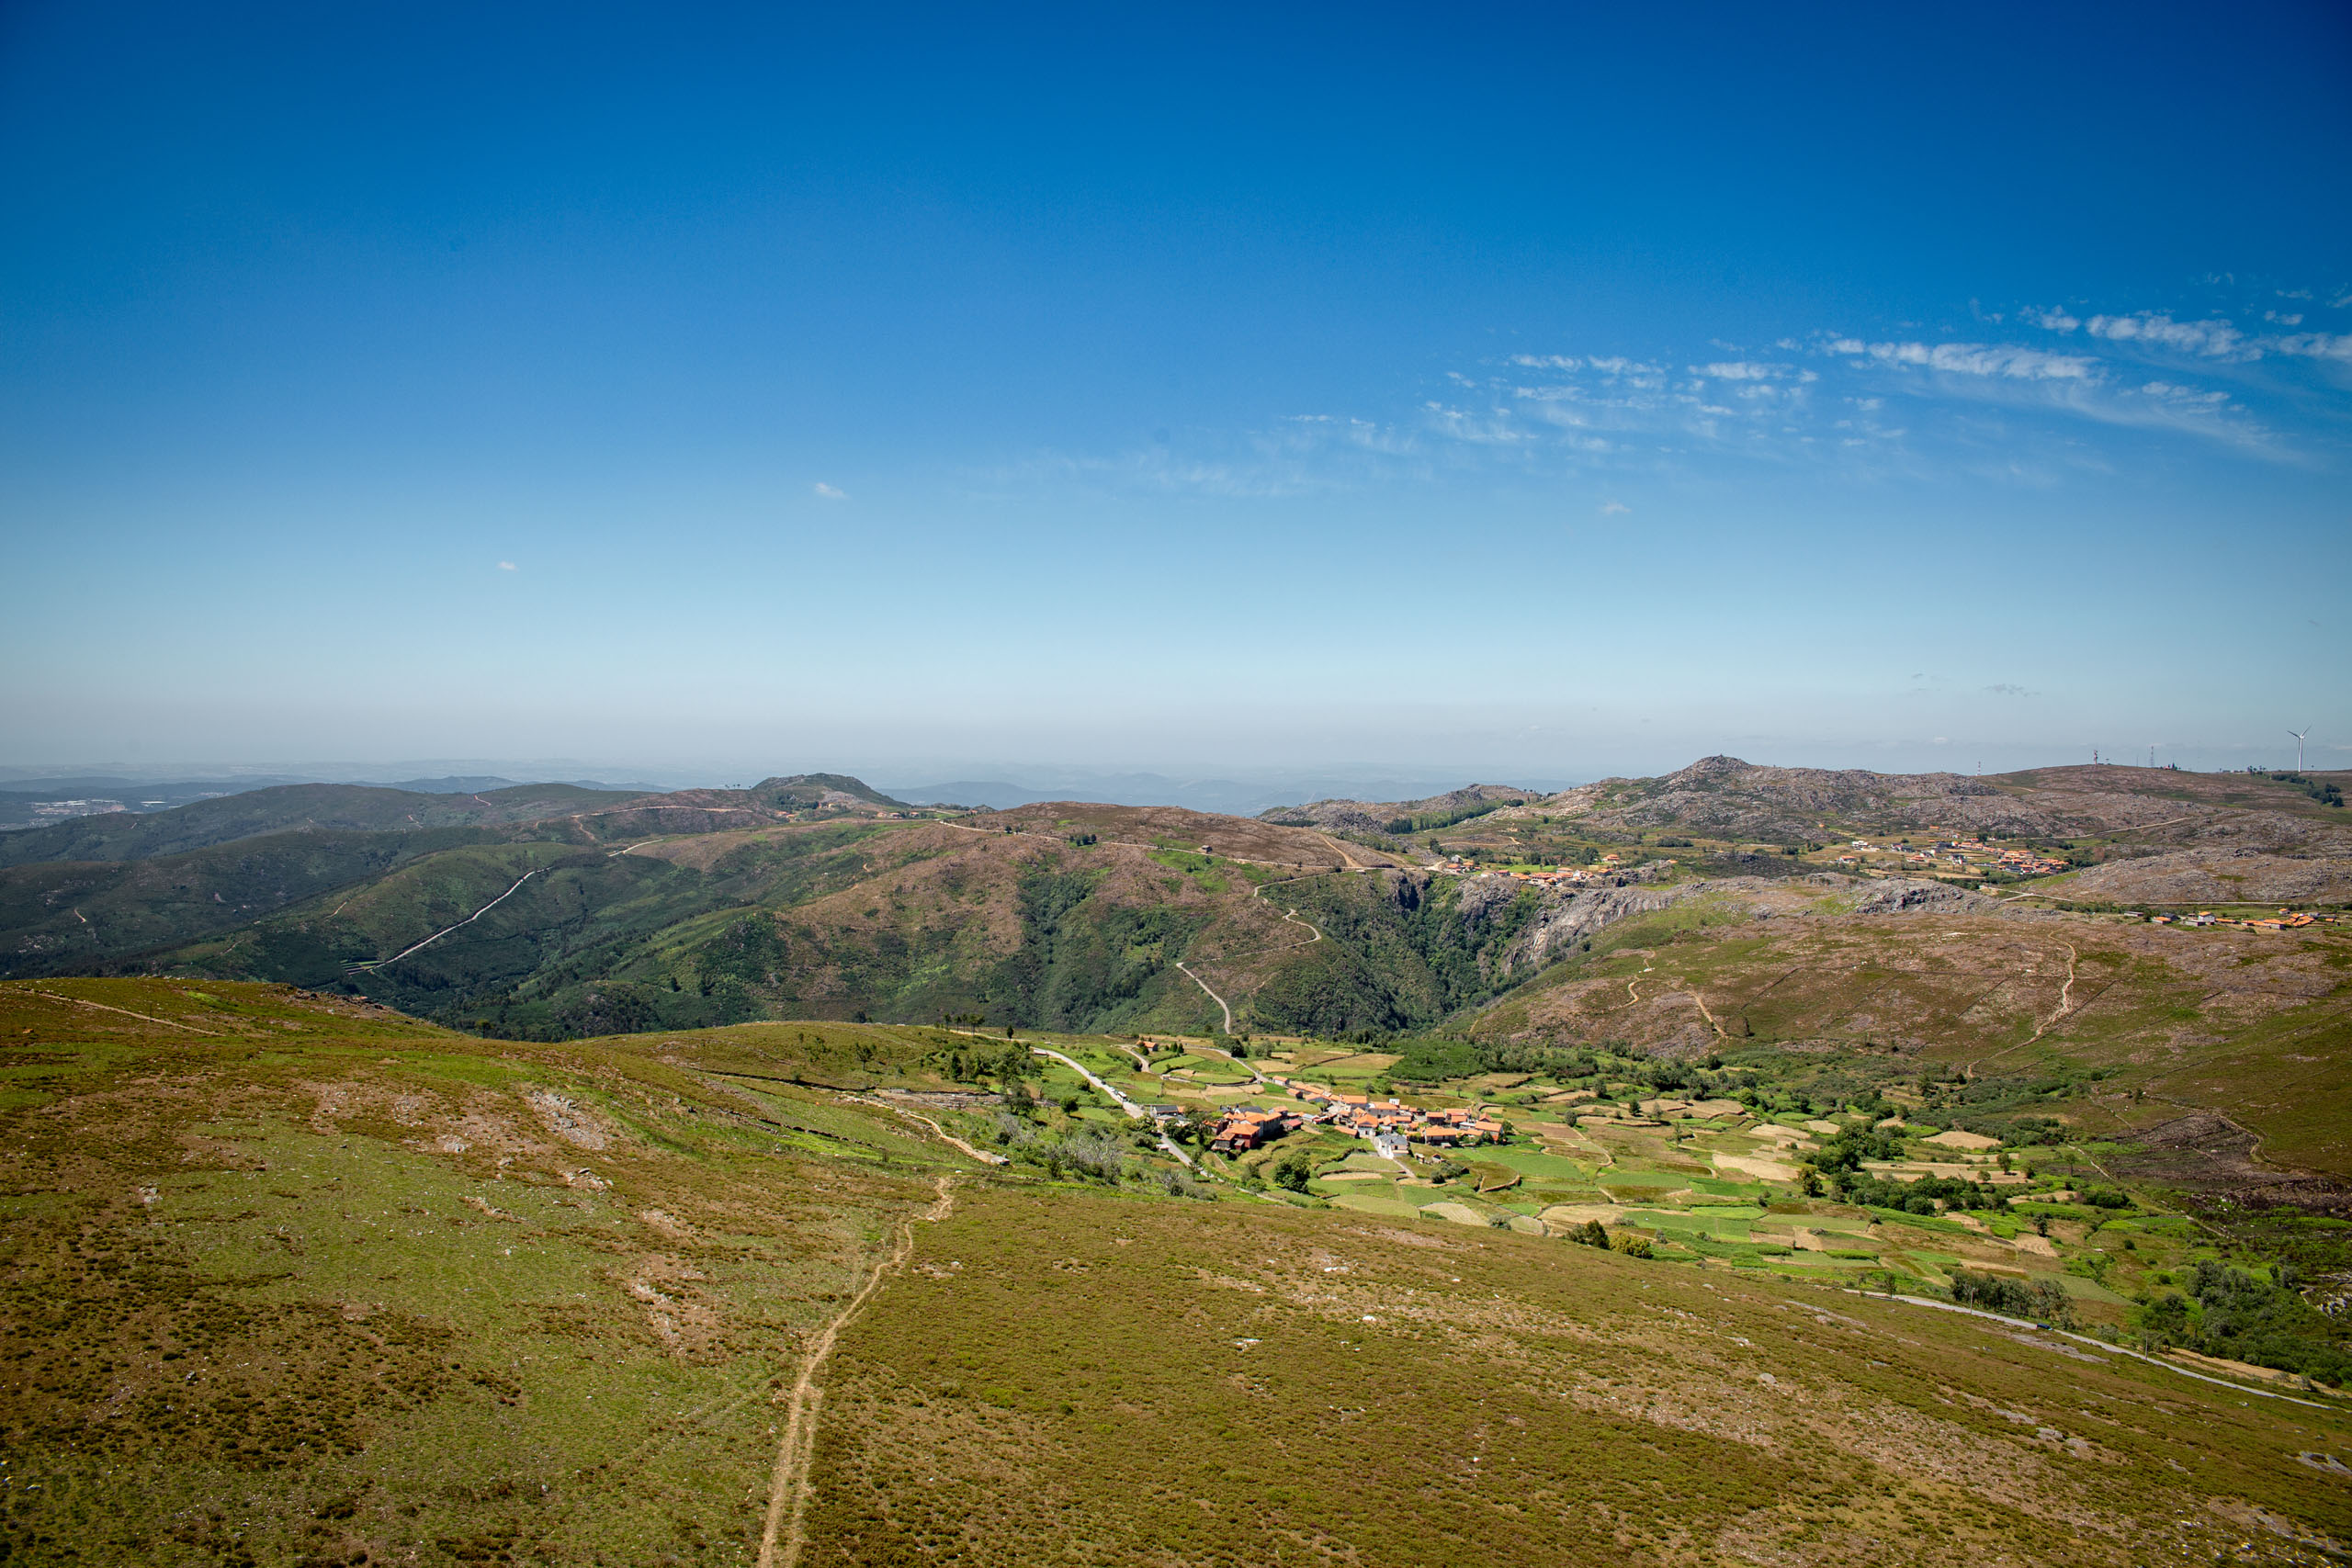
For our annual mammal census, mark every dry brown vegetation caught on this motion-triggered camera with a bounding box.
[1529,759,2352,852]
[807,1185,2352,1566]
[1468,896,2352,1181]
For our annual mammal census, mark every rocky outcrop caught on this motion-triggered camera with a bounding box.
[1508,880,1697,970]
[2039,846,2352,906]
[1841,878,2000,916]
[1456,870,1999,980]
[1539,756,2352,853]
[1260,783,1536,835]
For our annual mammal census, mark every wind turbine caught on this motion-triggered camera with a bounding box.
[2288,726,2312,771]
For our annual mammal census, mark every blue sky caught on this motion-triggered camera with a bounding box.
[4,2,2348,786]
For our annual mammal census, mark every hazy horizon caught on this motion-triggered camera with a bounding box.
[0,739,2329,807]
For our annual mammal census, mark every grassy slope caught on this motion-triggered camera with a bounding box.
[807,1183,2352,1566]
[1466,893,2352,1179]
[0,978,981,1567]
[6,979,2350,1565]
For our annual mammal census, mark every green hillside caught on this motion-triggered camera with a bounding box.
[0,782,638,869]
[2,979,2344,1567]
[2,767,2343,1214]
[0,827,505,972]
[0,979,975,1566]
[74,815,1566,1046]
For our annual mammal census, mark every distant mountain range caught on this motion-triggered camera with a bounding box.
[0,773,678,829]
[877,771,1569,816]
[0,765,1578,825]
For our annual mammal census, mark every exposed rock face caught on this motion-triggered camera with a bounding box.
[1261,803,1390,836]
[1842,878,2000,916]
[1453,873,1532,928]
[1454,871,2000,989]
[1509,881,1695,970]
[1539,755,2005,840]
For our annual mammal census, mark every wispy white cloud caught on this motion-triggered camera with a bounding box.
[1010,284,2337,502]
[1512,353,1668,383]
[497,560,518,571]
[812,481,847,499]
[2085,312,2256,360]
[2265,310,2304,326]
[1850,340,2102,380]
[2271,332,2352,363]
[2140,380,2230,408]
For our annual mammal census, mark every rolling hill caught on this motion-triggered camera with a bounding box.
[3,759,2344,1208]
[0,782,639,869]
[1,979,2345,1566]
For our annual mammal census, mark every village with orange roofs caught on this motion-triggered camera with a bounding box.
[1193,1077,1510,1157]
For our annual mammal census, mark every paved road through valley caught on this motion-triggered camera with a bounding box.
[1030,1046,1197,1168]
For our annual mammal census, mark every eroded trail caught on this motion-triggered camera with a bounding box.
[1965,942,2079,1078]
[757,1175,958,1568]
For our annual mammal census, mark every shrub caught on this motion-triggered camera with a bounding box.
[1610,1233,1653,1258]
[1050,1131,1129,1184]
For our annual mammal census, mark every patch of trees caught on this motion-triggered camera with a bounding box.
[1564,1218,1649,1256]
[2262,771,2345,808]
[1949,1268,2076,1327]
[1388,1039,1483,1082]
[1250,945,1417,1036]
[1943,1111,2070,1146]
[1830,1170,2009,1213]
[1565,1220,1653,1257]
[1805,1127,1908,1173]
[989,1103,1129,1184]
[941,1043,1037,1084]
[1383,799,1524,835]
[2137,1260,2349,1386]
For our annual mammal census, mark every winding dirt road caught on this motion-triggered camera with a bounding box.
[1174,960,1233,1032]
[361,869,543,969]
